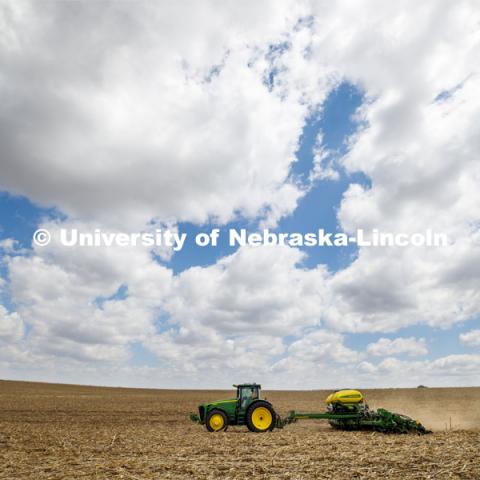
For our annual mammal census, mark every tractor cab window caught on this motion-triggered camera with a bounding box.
[238,386,259,408]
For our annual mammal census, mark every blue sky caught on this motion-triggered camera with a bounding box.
[0,1,479,389]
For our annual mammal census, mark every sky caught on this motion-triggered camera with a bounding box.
[0,0,479,389]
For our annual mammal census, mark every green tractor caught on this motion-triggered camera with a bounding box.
[190,384,431,434]
[189,383,276,432]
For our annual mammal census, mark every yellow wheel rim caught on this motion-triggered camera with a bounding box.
[251,406,273,430]
[209,413,225,431]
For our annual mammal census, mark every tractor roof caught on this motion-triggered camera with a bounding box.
[233,383,261,388]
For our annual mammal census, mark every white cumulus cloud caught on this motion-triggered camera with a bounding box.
[460,330,480,347]
[367,337,428,357]
[0,0,311,228]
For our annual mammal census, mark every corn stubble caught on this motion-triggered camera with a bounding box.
[0,380,479,479]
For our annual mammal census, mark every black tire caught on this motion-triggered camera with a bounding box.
[246,401,276,433]
[205,409,228,432]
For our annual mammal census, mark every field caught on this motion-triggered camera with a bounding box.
[0,380,479,479]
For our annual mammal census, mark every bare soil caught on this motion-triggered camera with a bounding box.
[0,380,479,479]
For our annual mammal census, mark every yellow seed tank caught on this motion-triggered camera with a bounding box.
[325,389,363,405]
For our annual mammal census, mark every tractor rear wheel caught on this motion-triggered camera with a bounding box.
[246,401,276,432]
[206,409,228,432]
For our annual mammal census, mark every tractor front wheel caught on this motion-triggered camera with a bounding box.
[206,409,228,432]
[246,401,276,432]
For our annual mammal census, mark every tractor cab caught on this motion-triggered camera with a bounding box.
[235,383,260,409]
